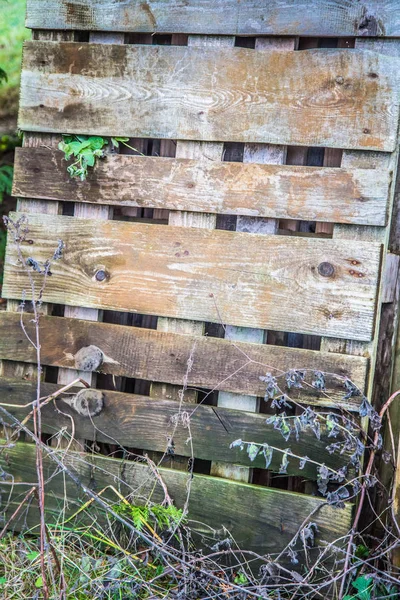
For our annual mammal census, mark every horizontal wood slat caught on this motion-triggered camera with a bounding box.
[25,0,400,37]
[13,147,392,226]
[0,313,367,408]
[0,442,352,556]
[19,42,400,152]
[3,213,382,340]
[0,377,350,477]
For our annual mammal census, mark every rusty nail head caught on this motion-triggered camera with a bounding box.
[318,262,335,277]
[95,269,107,282]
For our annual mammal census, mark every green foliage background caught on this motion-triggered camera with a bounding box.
[0,0,30,127]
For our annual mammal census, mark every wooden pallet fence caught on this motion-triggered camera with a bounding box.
[19,42,400,151]
[3,0,400,558]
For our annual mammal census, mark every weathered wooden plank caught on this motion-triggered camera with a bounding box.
[19,42,400,152]
[0,377,351,477]
[0,442,352,555]
[0,312,367,408]
[25,0,400,37]
[3,213,382,340]
[12,147,392,226]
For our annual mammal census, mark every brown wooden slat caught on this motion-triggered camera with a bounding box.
[12,147,392,226]
[0,312,367,408]
[19,42,400,152]
[25,0,400,37]
[0,442,352,556]
[0,377,352,477]
[3,212,382,340]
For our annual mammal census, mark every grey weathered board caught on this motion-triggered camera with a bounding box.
[0,378,351,478]
[25,0,400,37]
[19,42,400,151]
[13,147,392,226]
[0,312,367,409]
[3,212,382,340]
[0,442,353,557]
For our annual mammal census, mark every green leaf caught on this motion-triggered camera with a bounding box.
[0,577,7,585]
[352,576,373,600]
[26,551,40,561]
[262,444,273,469]
[35,576,43,588]
[234,572,248,585]
[84,153,95,167]
[68,141,87,156]
[88,136,107,150]
[247,443,259,462]
[355,544,370,559]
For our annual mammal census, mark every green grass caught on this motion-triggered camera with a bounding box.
[0,0,30,123]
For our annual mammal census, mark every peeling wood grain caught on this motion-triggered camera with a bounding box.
[0,442,352,556]
[2,213,382,340]
[13,147,392,226]
[25,0,400,37]
[19,42,400,152]
[0,378,351,477]
[0,312,367,408]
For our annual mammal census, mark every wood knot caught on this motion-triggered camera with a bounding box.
[318,262,335,277]
[74,345,103,371]
[65,389,104,417]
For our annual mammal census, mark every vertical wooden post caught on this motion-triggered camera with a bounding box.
[57,31,125,391]
[148,34,235,470]
[210,36,297,483]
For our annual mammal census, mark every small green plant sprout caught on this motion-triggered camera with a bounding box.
[0,164,13,203]
[59,134,145,181]
[234,571,249,586]
[58,135,108,180]
[343,575,373,600]
[114,501,185,538]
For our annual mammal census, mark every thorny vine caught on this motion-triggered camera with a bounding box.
[0,215,399,598]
